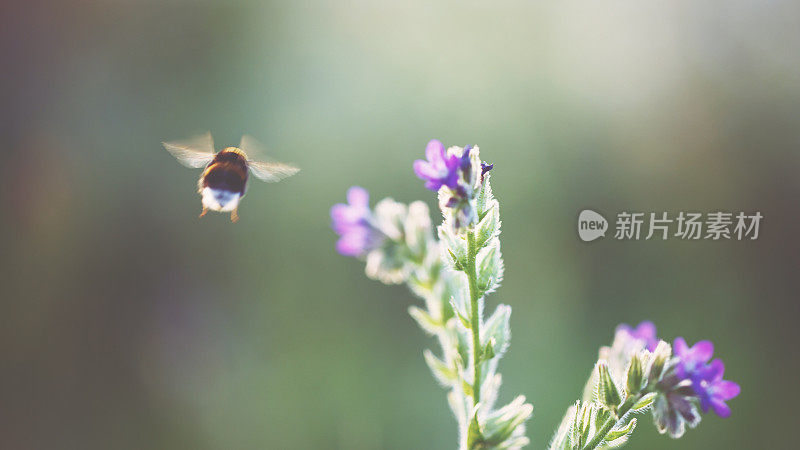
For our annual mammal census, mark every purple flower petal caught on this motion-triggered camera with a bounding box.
[336,228,370,257]
[702,359,725,382]
[674,337,716,379]
[481,162,494,181]
[336,235,365,256]
[425,139,446,164]
[674,337,689,356]
[617,321,659,351]
[347,186,369,208]
[414,139,465,192]
[677,348,739,418]
[634,321,658,350]
[331,204,362,233]
[331,186,385,257]
[459,145,472,172]
[427,181,442,191]
[697,390,712,413]
[710,398,731,418]
[670,392,699,424]
[715,380,741,400]
[692,341,715,362]
[635,321,656,338]
[413,160,441,180]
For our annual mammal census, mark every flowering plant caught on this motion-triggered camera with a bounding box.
[331,140,739,449]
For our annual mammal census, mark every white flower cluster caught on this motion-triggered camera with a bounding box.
[360,198,434,284]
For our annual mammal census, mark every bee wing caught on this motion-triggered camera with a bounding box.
[248,159,300,182]
[163,132,216,168]
[238,134,271,161]
[239,135,300,182]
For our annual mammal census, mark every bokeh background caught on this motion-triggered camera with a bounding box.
[3,1,799,449]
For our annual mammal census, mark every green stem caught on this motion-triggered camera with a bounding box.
[466,230,482,406]
[583,396,638,450]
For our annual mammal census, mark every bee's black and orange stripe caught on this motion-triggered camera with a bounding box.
[198,147,249,195]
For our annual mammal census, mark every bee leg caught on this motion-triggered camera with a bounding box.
[199,207,208,218]
[230,208,239,223]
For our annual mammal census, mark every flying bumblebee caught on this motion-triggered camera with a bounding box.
[163,133,299,222]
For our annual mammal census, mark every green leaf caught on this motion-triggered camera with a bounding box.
[604,417,637,448]
[647,341,672,384]
[482,338,496,361]
[626,353,644,395]
[467,411,484,448]
[439,225,467,270]
[408,306,442,335]
[475,176,495,220]
[477,242,504,294]
[449,299,472,330]
[594,406,612,431]
[548,402,577,450]
[447,249,464,271]
[423,349,456,386]
[596,361,622,409]
[631,392,657,412]
[576,401,594,448]
[475,203,500,248]
[462,379,474,398]
[406,271,433,296]
[495,436,530,449]
[482,305,511,359]
[606,418,636,440]
[481,396,533,446]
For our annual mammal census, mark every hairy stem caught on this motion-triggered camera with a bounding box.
[583,396,639,450]
[466,230,482,406]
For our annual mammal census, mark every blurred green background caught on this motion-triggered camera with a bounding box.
[3,1,799,449]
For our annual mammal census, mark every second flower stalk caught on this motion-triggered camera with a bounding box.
[332,140,532,449]
[417,141,530,448]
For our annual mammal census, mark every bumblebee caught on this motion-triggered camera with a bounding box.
[163,133,299,222]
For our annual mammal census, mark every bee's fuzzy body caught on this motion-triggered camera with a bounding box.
[164,133,299,222]
[198,148,249,212]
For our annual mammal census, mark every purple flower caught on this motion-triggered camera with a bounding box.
[673,337,714,379]
[459,145,473,172]
[480,162,494,182]
[331,187,385,257]
[617,321,659,351]
[673,337,740,418]
[652,383,701,438]
[413,140,461,191]
[690,359,741,418]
